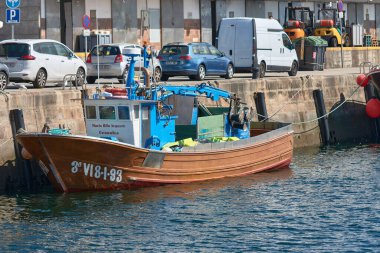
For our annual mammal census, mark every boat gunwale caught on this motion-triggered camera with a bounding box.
[16,123,293,155]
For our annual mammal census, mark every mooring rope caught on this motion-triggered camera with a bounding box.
[250,82,362,135]
[262,75,310,122]
[291,86,361,125]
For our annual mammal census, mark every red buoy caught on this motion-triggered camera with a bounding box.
[356,74,369,87]
[366,98,380,118]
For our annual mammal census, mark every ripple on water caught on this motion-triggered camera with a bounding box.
[0,145,379,252]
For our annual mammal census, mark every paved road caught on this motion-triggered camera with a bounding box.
[3,67,363,91]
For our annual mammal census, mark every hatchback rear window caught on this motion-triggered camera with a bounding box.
[91,46,120,56]
[160,46,189,55]
[0,43,30,57]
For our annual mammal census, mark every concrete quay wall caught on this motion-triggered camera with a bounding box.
[0,90,85,191]
[325,47,380,69]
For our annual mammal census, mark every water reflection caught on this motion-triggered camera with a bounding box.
[0,167,292,222]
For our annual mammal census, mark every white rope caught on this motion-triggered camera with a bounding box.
[261,75,310,122]
[292,86,361,125]
[252,84,361,126]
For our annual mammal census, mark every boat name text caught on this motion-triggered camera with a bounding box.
[71,161,122,183]
[92,123,126,128]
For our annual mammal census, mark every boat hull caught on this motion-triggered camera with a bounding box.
[17,123,293,193]
[369,69,380,92]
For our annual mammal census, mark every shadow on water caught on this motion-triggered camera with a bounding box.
[0,167,293,222]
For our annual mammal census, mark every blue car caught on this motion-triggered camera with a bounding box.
[157,42,234,81]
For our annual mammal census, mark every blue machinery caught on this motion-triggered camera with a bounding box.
[120,46,250,150]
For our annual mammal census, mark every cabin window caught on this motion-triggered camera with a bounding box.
[134,105,140,119]
[142,107,149,120]
[99,106,116,120]
[118,106,130,120]
[86,106,97,119]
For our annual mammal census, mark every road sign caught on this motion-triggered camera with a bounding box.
[6,8,20,23]
[337,0,344,13]
[83,29,90,37]
[82,14,91,29]
[6,0,20,9]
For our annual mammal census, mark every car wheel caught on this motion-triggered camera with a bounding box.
[161,74,169,81]
[33,69,47,88]
[225,63,234,79]
[86,76,96,84]
[196,64,206,81]
[330,37,338,47]
[153,67,162,83]
[119,68,127,84]
[259,61,266,78]
[0,71,8,91]
[76,68,85,87]
[288,61,298,76]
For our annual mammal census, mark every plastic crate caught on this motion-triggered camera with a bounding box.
[363,35,372,46]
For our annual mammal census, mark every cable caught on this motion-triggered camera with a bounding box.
[293,125,319,135]
[292,86,360,125]
[262,75,310,122]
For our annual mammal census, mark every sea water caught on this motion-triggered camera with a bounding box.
[0,145,379,252]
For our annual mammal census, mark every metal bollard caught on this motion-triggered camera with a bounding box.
[9,109,32,191]
[254,92,268,121]
[312,89,330,146]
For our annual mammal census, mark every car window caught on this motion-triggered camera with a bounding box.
[0,43,30,57]
[208,45,221,56]
[282,34,293,50]
[40,42,58,55]
[34,42,51,55]
[192,45,200,55]
[33,43,43,53]
[54,43,71,57]
[91,46,120,56]
[160,46,188,55]
[198,45,210,55]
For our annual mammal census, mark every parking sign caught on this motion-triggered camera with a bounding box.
[6,0,20,9]
[6,8,20,23]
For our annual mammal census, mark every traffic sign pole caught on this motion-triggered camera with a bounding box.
[6,0,21,39]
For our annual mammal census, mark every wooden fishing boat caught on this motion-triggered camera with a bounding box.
[17,121,293,192]
[16,48,293,193]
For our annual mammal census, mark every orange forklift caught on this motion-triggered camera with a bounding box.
[284,7,314,41]
[314,5,350,47]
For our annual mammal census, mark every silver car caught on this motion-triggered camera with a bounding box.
[0,63,9,90]
[86,43,162,84]
[0,39,86,88]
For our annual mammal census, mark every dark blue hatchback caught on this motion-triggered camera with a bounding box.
[157,42,234,81]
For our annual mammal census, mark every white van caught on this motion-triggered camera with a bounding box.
[216,18,299,78]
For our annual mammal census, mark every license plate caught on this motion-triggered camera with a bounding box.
[166,61,177,65]
[6,63,16,68]
[100,65,110,69]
